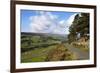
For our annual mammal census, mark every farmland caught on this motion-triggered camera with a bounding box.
[21,32,89,63]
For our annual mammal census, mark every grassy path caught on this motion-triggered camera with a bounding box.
[21,43,89,63]
[64,43,89,60]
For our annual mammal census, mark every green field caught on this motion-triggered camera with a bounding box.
[21,33,78,63]
[21,33,89,63]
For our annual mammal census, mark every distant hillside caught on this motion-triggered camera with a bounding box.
[21,32,68,40]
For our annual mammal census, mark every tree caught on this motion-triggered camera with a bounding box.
[68,13,89,43]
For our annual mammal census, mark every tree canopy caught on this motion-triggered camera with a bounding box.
[68,13,89,43]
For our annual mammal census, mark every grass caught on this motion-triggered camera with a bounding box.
[21,44,77,63]
[64,52,77,60]
[21,45,57,63]
[43,44,77,61]
[31,56,46,62]
[73,45,89,52]
[21,42,89,63]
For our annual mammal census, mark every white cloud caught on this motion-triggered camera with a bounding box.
[66,13,77,27]
[29,11,77,34]
[57,13,77,34]
[30,11,56,33]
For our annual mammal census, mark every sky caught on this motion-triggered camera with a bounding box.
[21,10,78,34]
